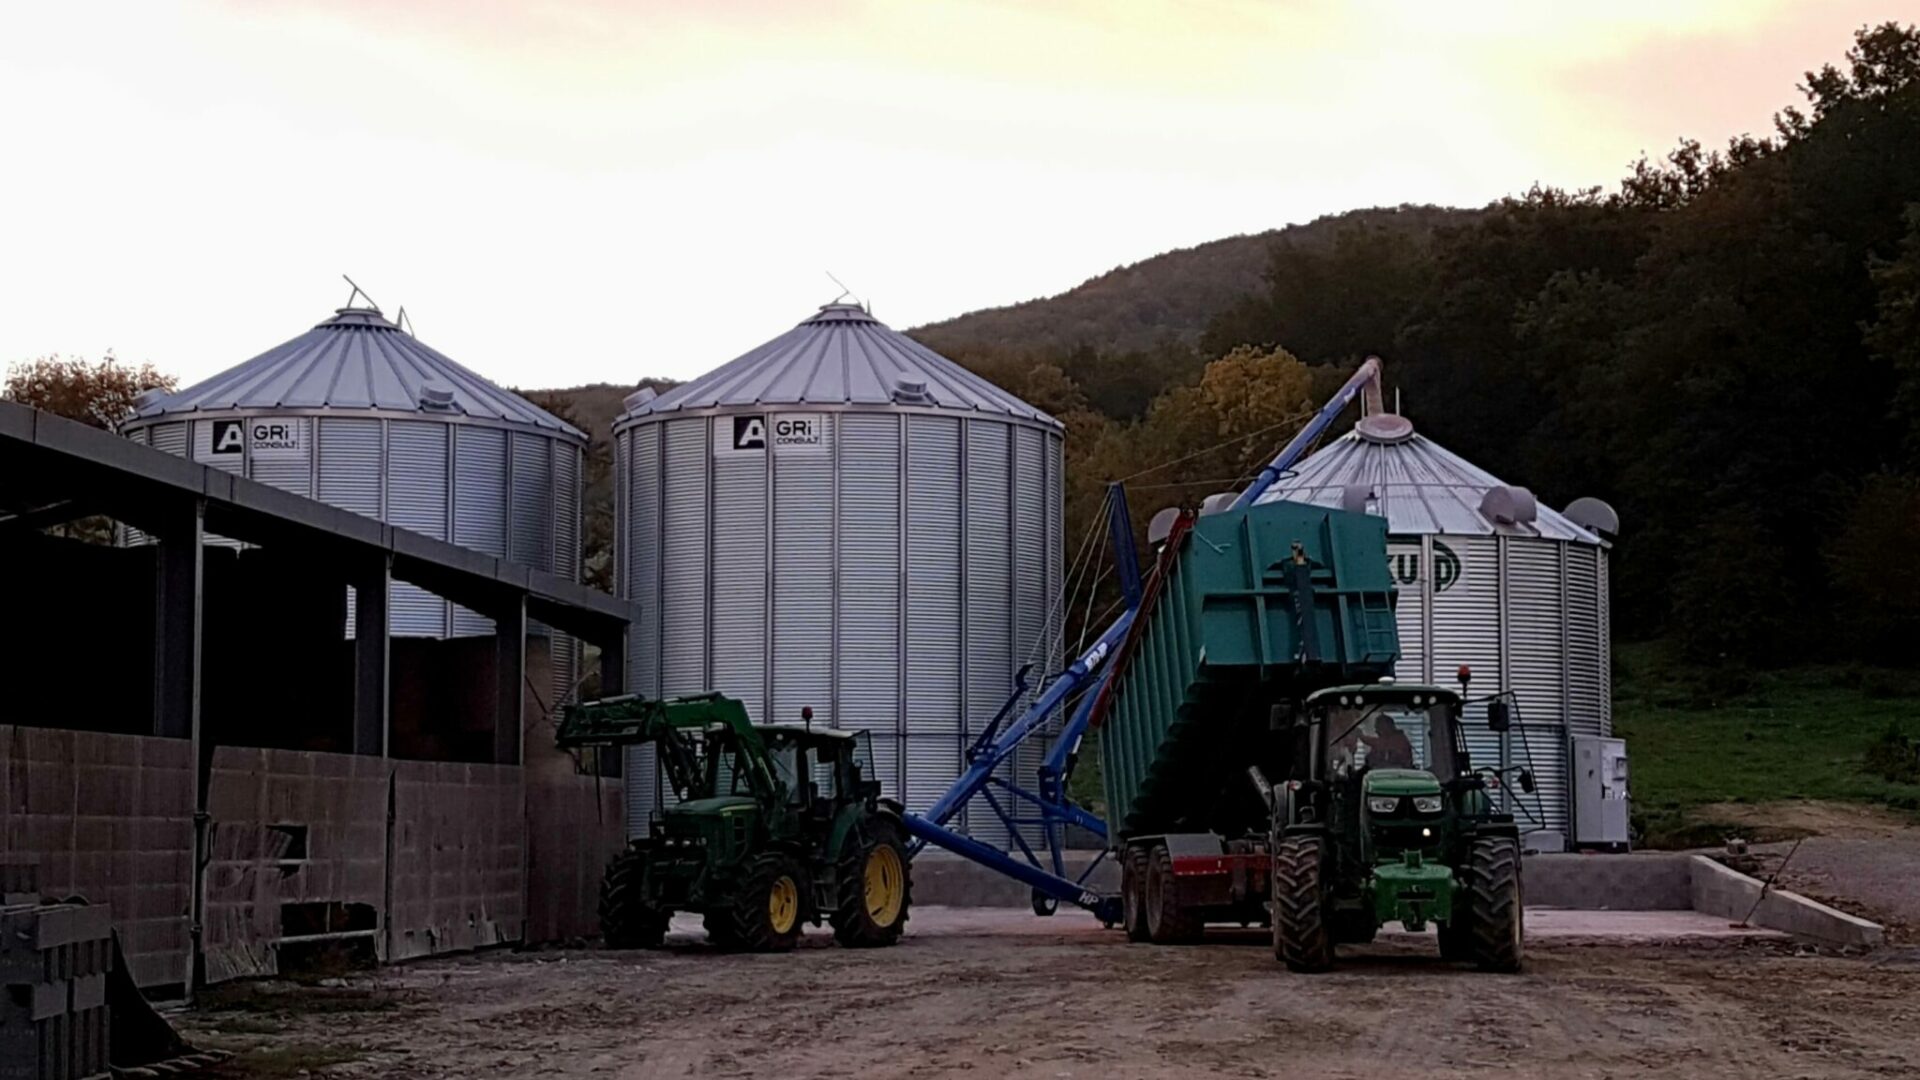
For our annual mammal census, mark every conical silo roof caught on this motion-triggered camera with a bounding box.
[1256,413,1601,543]
[618,303,1058,428]
[130,306,584,440]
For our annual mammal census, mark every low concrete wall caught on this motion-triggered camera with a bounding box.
[1525,853,1693,911]
[1688,855,1885,948]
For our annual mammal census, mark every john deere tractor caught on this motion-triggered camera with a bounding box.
[1269,681,1531,973]
[556,693,911,952]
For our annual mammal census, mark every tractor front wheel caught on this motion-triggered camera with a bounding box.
[832,816,912,948]
[713,853,806,953]
[1272,835,1333,972]
[1465,837,1524,973]
[598,849,669,949]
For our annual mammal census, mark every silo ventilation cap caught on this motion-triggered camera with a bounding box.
[418,382,457,410]
[623,386,658,412]
[1563,496,1620,536]
[1479,485,1538,526]
[892,375,931,404]
[1356,414,1415,444]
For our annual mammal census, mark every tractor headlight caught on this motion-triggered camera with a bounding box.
[1367,797,1401,815]
[1412,796,1444,814]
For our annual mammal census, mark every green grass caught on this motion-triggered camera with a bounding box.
[1614,641,1920,846]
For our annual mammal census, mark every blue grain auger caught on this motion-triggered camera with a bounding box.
[895,358,1385,922]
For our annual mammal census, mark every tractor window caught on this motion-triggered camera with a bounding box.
[848,731,875,787]
[770,743,804,805]
[1327,704,1457,780]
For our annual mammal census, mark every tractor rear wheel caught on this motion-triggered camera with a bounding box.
[713,853,806,952]
[1272,835,1333,972]
[1144,845,1202,944]
[1437,917,1471,962]
[1465,837,1523,973]
[1122,846,1149,943]
[598,849,669,949]
[831,815,912,948]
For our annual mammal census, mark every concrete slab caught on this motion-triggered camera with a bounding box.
[654,905,1786,946]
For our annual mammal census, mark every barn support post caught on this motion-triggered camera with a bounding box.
[352,554,391,756]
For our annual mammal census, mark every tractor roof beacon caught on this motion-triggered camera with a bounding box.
[556,693,912,952]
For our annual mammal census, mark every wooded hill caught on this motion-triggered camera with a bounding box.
[533,23,1920,671]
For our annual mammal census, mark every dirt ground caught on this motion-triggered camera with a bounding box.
[180,908,1920,1080]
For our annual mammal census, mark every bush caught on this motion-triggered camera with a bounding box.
[1864,723,1920,783]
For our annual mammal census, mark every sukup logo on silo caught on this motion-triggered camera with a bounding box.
[1389,540,1462,593]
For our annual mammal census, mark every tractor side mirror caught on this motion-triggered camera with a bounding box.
[1518,769,1536,795]
[1487,700,1512,733]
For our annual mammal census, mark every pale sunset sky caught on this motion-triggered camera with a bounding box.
[0,1,1897,389]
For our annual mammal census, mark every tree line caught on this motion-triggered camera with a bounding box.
[937,23,1920,669]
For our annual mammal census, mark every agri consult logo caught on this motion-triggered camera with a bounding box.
[1390,540,1462,593]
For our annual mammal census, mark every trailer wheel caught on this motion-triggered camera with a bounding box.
[1465,837,1523,973]
[598,849,669,949]
[1030,888,1059,917]
[832,815,912,948]
[1144,845,1202,944]
[1272,835,1333,972]
[1122,846,1150,942]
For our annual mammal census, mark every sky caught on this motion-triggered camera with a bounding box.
[0,0,1897,390]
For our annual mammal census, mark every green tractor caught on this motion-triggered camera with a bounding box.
[556,692,911,952]
[1268,681,1532,973]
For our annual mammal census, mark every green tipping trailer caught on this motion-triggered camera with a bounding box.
[1100,499,1400,838]
[1095,497,1530,969]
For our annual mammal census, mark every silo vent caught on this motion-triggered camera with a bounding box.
[1479,485,1538,526]
[1563,496,1620,537]
[131,387,170,412]
[418,382,457,410]
[1356,414,1415,444]
[1199,492,1237,516]
[623,387,658,412]
[892,376,931,404]
[1147,507,1180,547]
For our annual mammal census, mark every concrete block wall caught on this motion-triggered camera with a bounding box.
[0,727,193,990]
[388,762,526,962]
[203,748,390,983]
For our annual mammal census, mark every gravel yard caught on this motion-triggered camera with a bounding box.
[181,907,1920,1080]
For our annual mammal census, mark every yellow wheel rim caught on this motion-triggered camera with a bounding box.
[768,875,799,935]
[864,845,905,926]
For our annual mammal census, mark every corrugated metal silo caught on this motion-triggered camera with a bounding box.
[614,303,1064,844]
[120,305,588,711]
[1256,411,1614,850]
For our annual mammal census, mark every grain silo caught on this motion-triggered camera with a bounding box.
[614,302,1063,843]
[120,304,588,734]
[1256,410,1615,850]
